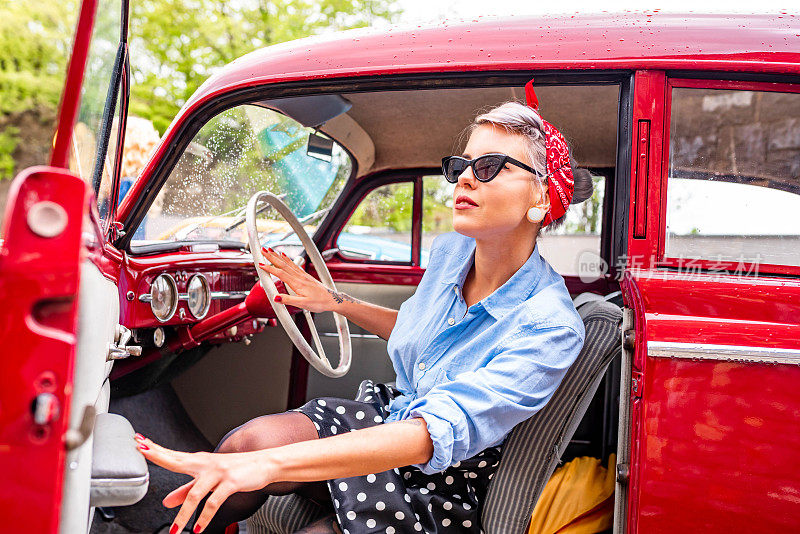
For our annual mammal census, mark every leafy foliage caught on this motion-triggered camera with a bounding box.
[129,0,402,133]
[0,126,20,180]
[0,0,401,180]
[0,1,76,115]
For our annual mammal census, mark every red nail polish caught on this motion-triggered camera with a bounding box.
[261,246,269,254]
[274,295,282,303]
[258,262,266,268]
[193,524,202,533]
[170,524,179,534]
[138,443,150,451]
[134,433,144,441]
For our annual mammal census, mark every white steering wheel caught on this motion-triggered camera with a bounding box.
[245,191,352,378]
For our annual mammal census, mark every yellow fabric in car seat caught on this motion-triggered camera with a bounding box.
[527,454,616,534]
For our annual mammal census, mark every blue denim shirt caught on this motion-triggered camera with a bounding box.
[383,231,586,474]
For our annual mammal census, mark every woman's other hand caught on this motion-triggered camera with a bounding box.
[134,434,277,533]
[258,246,345,313]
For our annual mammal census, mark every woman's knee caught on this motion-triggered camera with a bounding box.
[215,410,318,454]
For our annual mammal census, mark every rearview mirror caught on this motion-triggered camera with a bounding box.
[307,132,334,162]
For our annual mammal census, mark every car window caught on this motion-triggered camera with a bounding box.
[337,181,413,262]
[666,86,800,268]
[535,173,606,276]
[132,104,352,245]
[421,173,605,273]
[421,175,454,267]
[68,0,123,229]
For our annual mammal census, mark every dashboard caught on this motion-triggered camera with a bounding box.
[117,249,282,352]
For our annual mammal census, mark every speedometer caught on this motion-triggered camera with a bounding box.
[187,274,211,319]
[150,274,178,322]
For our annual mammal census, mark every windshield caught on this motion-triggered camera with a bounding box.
[131,104,352,247]
[68,0,123,226]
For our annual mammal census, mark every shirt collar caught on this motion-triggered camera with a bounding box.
[441,237,545,320]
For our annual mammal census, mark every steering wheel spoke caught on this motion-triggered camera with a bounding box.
[246,191,352,378]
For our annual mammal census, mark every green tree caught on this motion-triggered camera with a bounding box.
[129,0,402,133]
[0,1,76,114]
[0,0,77,179]
[0,0,401,180]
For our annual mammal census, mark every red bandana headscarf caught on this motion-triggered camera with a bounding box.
[524,78,575,227]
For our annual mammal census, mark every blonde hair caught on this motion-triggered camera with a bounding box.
[458,100,594,231]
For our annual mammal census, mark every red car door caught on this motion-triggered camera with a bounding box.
[0,0,129,530]
[621,72,800,532]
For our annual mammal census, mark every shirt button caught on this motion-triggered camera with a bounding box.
[418,362,426,370]
[448,317,455,325]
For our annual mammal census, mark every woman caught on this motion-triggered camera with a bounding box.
[136,100,593,534]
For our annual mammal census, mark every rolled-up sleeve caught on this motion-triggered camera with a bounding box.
[392,323,585,474]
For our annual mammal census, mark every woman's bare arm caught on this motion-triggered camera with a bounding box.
[325,289,398,341]
[257,247,399,340]
[268,416,432,482]
[136,417,434,532]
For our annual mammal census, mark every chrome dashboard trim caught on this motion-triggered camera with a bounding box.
[138,290,249,303]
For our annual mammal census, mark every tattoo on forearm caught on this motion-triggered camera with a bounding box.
[327,288,357,305]
[397,418,424,427]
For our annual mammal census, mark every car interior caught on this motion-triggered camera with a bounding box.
[80,78,627,533]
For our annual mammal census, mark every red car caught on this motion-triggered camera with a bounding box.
[1,2,799,533]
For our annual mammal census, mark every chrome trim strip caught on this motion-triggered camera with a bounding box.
[90,473,150,487]
[321,332,380,339]
[649,341,800,365]
[139,290,249,303]
[209,291,249,300]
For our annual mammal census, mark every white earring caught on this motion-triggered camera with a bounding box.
[527,206,546,223]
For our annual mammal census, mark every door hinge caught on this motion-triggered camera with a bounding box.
[631,370,644,398]
[623,328,635,351]
[616,462,630,485]
[108,221,126,242]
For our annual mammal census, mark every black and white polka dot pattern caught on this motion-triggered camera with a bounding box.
[290,379,503,533]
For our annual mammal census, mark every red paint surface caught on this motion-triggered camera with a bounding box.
[8,7,800,531]
[117,12,800,223]
[0,167,87,532]
[624,68,800,531]
[636,358,800,532]
[657,77,800,278]
[626,201,800,528]
[118,250,258,328]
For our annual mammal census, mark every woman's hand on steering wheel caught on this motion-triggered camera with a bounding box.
[134,434,278,534]
[258,246,342,313]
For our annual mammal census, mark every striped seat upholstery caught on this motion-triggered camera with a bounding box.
[247,296,622,534]
[246,492,329,534]
[481,298,622,533]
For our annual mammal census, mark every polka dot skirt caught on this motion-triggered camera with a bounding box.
[290,379,504,533]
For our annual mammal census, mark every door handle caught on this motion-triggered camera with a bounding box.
[107,325,142,361]
[321,247,339,260]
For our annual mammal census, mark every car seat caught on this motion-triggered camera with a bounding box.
[246,292,624,534]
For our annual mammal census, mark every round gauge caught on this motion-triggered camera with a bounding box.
[153,327,165,348]
[187,274,211,319]
[150,274,178,322]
